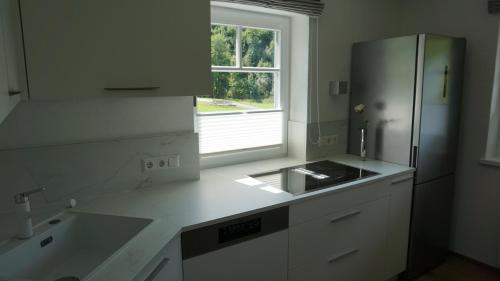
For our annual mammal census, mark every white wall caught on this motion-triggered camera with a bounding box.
[306,0,404,157]
[399,0,500,268]
[312,0,403,123]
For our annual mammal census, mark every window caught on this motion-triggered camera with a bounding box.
[197,5,290,167]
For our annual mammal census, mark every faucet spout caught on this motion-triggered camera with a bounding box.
[14,187,46,239]
[14,187,46,203]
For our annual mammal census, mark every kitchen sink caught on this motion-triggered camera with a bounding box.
[0,212,152,281]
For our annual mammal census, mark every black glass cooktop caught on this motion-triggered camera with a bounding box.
[250,160,379,196]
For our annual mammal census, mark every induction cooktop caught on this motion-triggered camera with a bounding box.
[250,160,379,196]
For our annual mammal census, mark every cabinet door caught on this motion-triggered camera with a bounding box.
[21,0,211,99]
[385,174,413,278]
[0,0,20,123]
[136,237,183,281]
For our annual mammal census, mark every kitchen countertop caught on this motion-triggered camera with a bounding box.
[6,155,416,281]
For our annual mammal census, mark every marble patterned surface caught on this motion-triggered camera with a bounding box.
[307,119,349,160]
[0,132,199,240]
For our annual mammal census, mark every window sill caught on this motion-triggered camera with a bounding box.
[479,157,500,168]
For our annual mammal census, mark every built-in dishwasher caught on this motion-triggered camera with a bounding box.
[182,206,289,281]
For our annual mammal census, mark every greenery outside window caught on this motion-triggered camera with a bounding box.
[198,5,290,167]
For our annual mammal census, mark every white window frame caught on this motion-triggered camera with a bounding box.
[482,24,500,167]
[199,4,291,168]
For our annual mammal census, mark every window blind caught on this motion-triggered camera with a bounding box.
[214,0,325,16]
[198,111,283,154]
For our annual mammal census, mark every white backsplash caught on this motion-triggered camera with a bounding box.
[307,120,348,160]
[0,132,199,241]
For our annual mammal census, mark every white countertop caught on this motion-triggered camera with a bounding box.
[10,155,416,281]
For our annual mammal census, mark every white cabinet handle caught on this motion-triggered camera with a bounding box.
[391,176,413,185]
[330,209,361,224]
[145,257,170,281]
[328,248,359,264]
[9,90,22,96]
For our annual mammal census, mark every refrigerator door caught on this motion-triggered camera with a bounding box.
[406,174,455,279]
[415,35,466,184]
[349,35,418,166]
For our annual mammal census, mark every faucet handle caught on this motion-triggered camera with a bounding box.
[14,187,46,204]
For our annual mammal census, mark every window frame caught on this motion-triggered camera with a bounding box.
[482,23,500,167]
[483,87,500,166]
[198,5,291,168]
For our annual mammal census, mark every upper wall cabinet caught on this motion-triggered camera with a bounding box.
[20,0,211,99]
[0,0,23,123]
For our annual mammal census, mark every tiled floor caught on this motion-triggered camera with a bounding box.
[414,255,500,281]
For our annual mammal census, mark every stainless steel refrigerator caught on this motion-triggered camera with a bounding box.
[348,34,466,279]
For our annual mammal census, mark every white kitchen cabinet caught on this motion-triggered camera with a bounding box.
[289,198,388,281]
[289,174,414,281]
[289,179,390,226]
[0,0,23,123]
[134,237,183,281]
[20,0,211,99]
[385,175,413,278]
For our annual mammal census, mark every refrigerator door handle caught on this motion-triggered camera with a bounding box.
[442,65,449,99]
[412,146,419,168]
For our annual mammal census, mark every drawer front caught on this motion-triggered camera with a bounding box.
[290,179,390,226]
[289,208,361,269]
[135,237,183,281]
[289,198,389,281]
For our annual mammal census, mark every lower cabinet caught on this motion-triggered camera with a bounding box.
[386,176,414,276]
[289,174,413,281]
[136,173,413,281]
[289,198,389,281]
[136,237,183,281]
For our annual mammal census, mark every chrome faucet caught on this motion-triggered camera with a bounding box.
[14,187,46,239]
[360,128,367,161]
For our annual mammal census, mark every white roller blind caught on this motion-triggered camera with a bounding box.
[198,111,283,154]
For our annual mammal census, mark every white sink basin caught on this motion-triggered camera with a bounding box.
[0,212,152,281]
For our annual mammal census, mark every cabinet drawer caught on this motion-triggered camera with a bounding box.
[290,179,390,226]
[289,198,389,281]
[289,208,361,270]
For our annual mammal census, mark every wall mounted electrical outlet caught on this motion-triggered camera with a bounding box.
[142,154,180,172]
[319,135,338,146]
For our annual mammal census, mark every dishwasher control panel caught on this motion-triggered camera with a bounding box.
[219,218,262,243]
[181,206,289,260]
